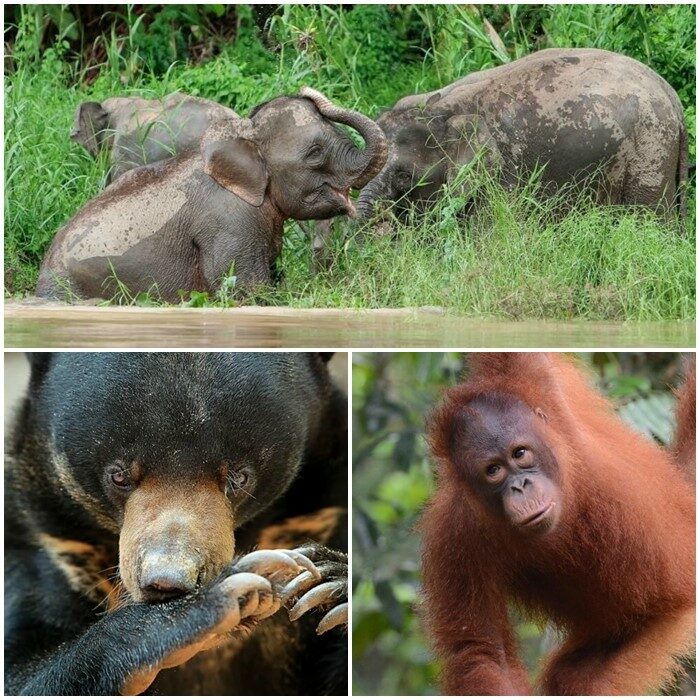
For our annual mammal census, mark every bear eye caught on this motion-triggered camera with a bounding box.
[108,466,132,490]
[226,469,251,498]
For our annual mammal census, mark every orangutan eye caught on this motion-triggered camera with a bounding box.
[485,464,501,478]
[513,447,526,459]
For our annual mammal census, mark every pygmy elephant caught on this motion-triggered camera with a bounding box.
[358,48,688,219]
[37,88,387,301]
[72,92,239,182]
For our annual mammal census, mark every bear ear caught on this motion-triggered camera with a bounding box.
[26,353,54,387]
[71,102,109,156]
[318,353,335,363]
[202,137,269,207]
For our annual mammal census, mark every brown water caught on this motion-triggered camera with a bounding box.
[4,303,695,349]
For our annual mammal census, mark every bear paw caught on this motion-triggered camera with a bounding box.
[282,544,348,634]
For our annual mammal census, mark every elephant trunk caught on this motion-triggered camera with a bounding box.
[356,176,390,220]
[299,87,388,189]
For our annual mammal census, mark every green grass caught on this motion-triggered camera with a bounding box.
[261,176,695,321]
[4,4,696,320]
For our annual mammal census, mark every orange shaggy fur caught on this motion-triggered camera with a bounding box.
[422,353,695,695]
[673,358,696,482]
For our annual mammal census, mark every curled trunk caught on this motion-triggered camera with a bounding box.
[356,175,391,219]
[299,87,388,188]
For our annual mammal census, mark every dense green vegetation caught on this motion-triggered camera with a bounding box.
[352,352,692,695]
[5,4,696,319]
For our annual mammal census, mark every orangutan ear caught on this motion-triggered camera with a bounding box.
[535,407,549,422]
[202,137,269,207]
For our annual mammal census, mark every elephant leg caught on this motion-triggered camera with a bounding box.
[312,220,335,273]
[621,140,680,215]
[201,236,273,295]
[270,257,284,284]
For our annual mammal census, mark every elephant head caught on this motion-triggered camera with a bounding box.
[357,105,500,219]
[71,94,242,184]
[202,88,388,221]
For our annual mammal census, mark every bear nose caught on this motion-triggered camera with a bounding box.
[139,553,201,602]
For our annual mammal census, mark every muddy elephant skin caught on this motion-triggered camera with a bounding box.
[72,92,239,183]
[358,48,688,219]
[38,88,387,301]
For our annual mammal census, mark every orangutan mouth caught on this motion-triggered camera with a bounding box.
[520,502,555,528]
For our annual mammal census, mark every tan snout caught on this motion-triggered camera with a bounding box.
[119,478,235,602]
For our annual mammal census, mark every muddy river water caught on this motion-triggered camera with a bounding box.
[4,303,694,348]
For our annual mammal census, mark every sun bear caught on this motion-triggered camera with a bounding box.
[5,352,348,695]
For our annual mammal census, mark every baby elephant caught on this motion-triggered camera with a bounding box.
[358,48,688,219]
[38,88,387,301]
[72,92,239,183]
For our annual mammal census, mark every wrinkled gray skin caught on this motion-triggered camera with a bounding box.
[358,48,688,220]
[72,92,239,183]
[38,88,387,301]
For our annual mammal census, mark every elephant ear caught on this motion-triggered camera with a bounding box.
[202,137,269,207]
[71,102,109,156]
[425,91,443,108]
[445,113,502,175]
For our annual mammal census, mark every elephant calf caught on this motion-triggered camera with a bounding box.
[38,88,387,301]
[358,48,688,219]
[72,92,238,182]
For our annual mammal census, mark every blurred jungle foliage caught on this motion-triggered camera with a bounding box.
[352,352,693,695]
[5,4,696,316]
[5,4,695,121]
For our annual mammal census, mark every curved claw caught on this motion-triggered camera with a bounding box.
[289,581,342,621]
[251,591,281,621]
[219,571,272,598]
[316,602,348,635]
[281,570,318,603]
[215,572,273,631]
[278,549,321,579]
[235,550,305,579]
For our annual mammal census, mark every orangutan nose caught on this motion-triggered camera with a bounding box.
[511,476,532,493]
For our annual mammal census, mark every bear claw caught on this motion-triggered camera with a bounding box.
[317,602,348,635]
[288,581,343,621]
[234,549,319,582]
[218,572,274,624]
[281,569,319,602]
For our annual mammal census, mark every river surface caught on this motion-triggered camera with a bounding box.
[4,303,695,349]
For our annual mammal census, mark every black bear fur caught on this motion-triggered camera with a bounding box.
[5,352,347,695]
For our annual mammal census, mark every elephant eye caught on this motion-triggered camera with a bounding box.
[305,144,324,162]
[394,170,413,188]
